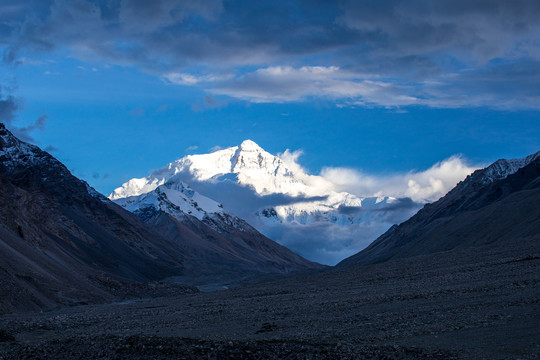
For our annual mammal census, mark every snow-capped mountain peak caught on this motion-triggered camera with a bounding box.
[479,151,540,185]
[111,142,539,264]
[110,139,320,199]
[1,123,46,168]
[238,139,262,151]
[455,151,540,193]
[110,139,396,234]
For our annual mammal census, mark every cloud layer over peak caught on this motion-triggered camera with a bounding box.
[321,155,479,203]
[261,154,478,264]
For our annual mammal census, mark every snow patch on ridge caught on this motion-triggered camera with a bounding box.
[479,151,540,185]
[115,181,223,221]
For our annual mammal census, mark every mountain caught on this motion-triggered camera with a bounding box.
[110,140,395,226]
[0,125,323,308]
[0,123,200,313]
[111,140,319,198]
[338,151,540,267]
[114,177,324,290]
[111,140,403,264]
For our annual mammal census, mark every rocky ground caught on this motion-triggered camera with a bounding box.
[0,240,538,359]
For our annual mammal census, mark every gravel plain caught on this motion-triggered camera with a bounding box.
[0,240,538,359]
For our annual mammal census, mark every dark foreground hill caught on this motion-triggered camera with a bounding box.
[138,206,324,290]
[1,129,537,358]
[338,151,540,267]
[0,151,538,358]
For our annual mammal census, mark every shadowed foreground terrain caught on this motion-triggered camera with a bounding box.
[1,238,538,359]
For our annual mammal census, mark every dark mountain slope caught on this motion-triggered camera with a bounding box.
[0,124,191,313]
[338,153,540,267]
[136,206,324,289]
[0,123,322,311]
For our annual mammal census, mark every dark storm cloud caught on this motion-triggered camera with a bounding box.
[44,145,58,153]
[5,0,538,68]
[0,85,48,141]
[421,60,540,109]
[339,0,540,62]
[0,86,18,124]
[1,0,539,108]
[9,115,48,142]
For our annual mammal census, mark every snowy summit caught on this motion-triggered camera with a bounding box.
[110,139,395,226]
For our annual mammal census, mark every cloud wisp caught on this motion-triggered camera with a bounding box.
[321,155,479,203]
[209,66,419,106]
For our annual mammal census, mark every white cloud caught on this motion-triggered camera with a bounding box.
[164,73,202,85]
[185,145,199,152]
[277,149,336,196]
[277,149,305,174]
[223,149,479,265]
[164,63,540,110]
[270,154,479,264]
[321,155,479,202]
[162,66,422,107]
[210,66,419,106]
[272,149,478,203]
[163,72,233,85]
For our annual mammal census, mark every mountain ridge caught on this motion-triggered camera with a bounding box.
[0,123,200,313]
[337,150,540,267]
[0,125,322,305]
[110,139,326,199]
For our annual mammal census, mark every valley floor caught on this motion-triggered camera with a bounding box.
[1,239,539,359]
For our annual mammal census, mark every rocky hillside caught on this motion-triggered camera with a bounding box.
[0,124,194,313]
[338,151,540,267]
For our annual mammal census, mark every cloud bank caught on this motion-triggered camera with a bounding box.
[1,0,539,109]
[270,155,478,264]
[321,155,479,203]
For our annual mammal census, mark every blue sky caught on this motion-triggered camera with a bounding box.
[1,0,539,195]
